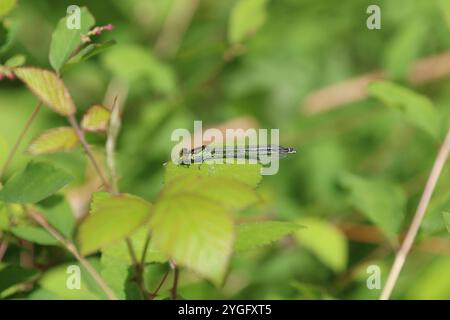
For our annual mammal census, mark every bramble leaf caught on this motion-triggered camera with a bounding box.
[78,194,152,255]
[10,225,59,245]
[14,67,76,116]
[150,194,234,286]
[27,127,79,155]
[0,161,73,204]
[81,105,111,132]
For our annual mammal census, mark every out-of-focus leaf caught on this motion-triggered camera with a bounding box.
[164,175,259,211]
[383,20,427,79]
[368,81,441,139]
[443,212,450,234]
[14,68,76,116]
[228,0,268,44]
[10,225,59,245]
[294,218,347,272]
[235,221,301,252]
[340,173,406,238]
[165,162,262,188]
[78,194,152,255]
[436,0,450,29]
[49,7,95,72]
[4,54,25,68]
[0,265,39,293]
[0,0,16,18]
[39,263,100,300]
[81,105,110,132]
[0,161,73,204]
[102,44,176,95]
[406,256,450,299]
[27,127,79,155]
[38,195,76,239]
[150,194,234,286]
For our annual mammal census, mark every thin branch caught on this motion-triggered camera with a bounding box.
[67,114,110,191]
[303,51,450,115]
[0,232,8,262]
[26,208,118,300]
[148,269,170,300]
[140,231,152,265]
[106,96,121,194]
[0,102,42,182]
[380,128,450,300]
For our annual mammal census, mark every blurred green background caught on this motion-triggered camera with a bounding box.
[1,0,450,299]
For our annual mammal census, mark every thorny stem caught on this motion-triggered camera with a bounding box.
[380,128,450,300]
[0,102,42,182]
[26,209,118,300]
[67,114,110,191]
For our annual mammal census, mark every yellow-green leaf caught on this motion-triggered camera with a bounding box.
[0,0,16,18]
[81,105,111,132]
[78,194,152,255]
[27,127,79,155]
[443,212,450,234]
[150,194,234,286]
[14,67,76,116]
[10,225,59,246]
[164,175,259,211]
[235,221,301,253]
[228,0,268,44]
[294,218,348,273]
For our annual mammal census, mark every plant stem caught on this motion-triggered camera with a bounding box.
[140,232,152,265]
[380,128,450,300]
[148,269,170,300]
[67,114,110,191]
[0,102,42,182]
[0,232,7,262]
[26,208,118,300]
[170,261,179,300]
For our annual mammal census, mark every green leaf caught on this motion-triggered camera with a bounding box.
[0,265,39,294]
[443,212,450,234]
[100,254,129,300]
[368,81,441,139]
[27,127,79,155]
[10,225,59,245]
[165,162,262,188]
[340,173,406,238]
[64,40,116,72]
[39,262,100,300]
[383,20,427,79]
[49,7,95,73]
[235,221,301,252]
[14,68,77,116]
[0,0,16,18]
[228,0,268,44]
[38,195,76,239]
[101,228,167,265]
[294,218,348,272]
[4,54,25,68]
[0,161,73,204]
[102,44,176,95]
[78,194,152,255]
[150,194,234,286]
[81,105,111,132]
[436,0,450,29]
[164,175,259,211]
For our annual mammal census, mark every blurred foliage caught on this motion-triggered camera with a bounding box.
[0,0,449,300]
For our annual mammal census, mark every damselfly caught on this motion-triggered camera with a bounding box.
[176,144,296,165]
